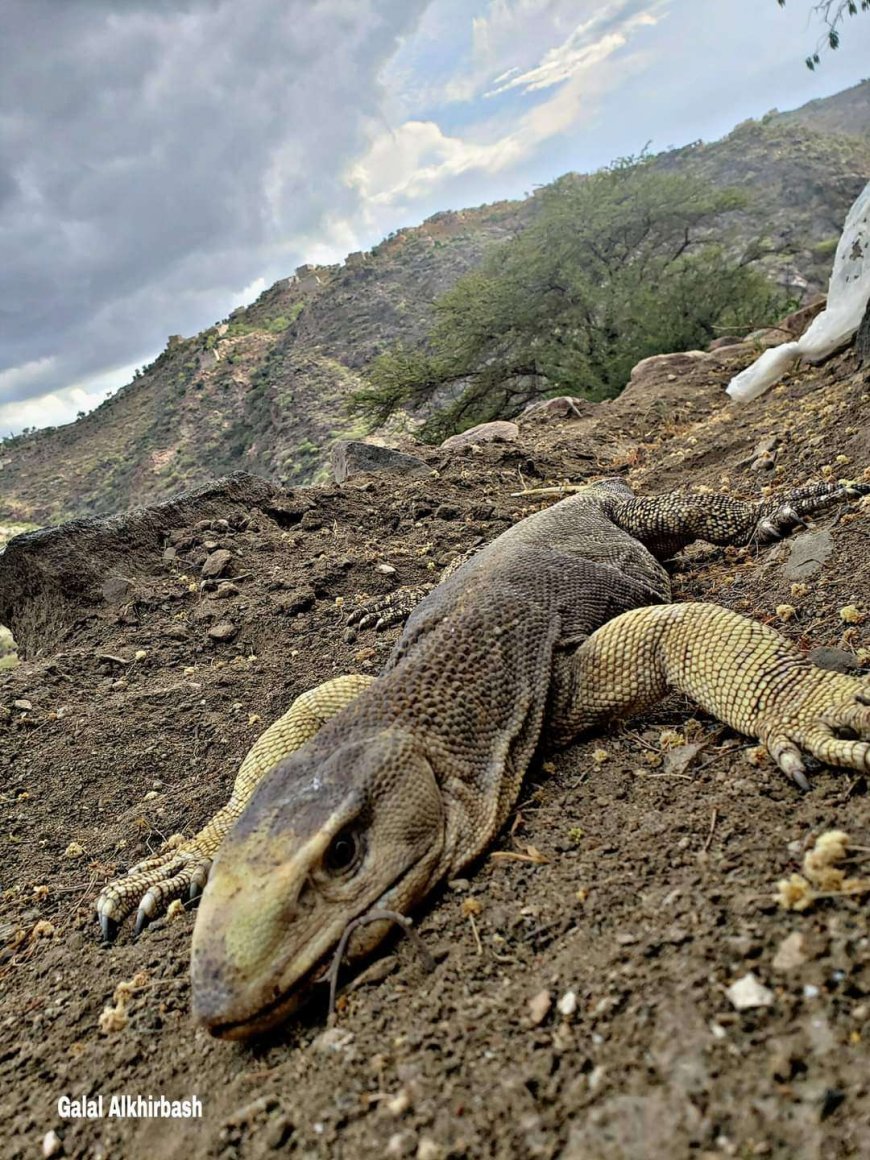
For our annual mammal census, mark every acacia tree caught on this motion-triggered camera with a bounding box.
[777,1,870,67]
[351,156,789,443]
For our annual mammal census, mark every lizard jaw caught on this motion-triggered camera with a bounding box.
[198,950,331,1041]
[191,887,362,1039]
[191,855,443,1039]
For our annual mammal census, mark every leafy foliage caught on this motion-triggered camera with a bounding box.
[352,156,790,443]
[777,1,870,67]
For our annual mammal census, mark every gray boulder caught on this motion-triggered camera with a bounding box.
[331,440,428,484]
[439,421,519,452]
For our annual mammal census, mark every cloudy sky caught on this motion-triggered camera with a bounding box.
[1,0,868,437]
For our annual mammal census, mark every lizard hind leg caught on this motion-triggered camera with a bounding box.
[608,480,868,559]
[95,673,375,941]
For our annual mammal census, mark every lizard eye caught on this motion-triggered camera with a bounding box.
[324,828,363,876]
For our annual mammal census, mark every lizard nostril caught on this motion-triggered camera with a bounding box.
[295,877,316,914]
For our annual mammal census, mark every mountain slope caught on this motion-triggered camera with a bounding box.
[2,82,869,527]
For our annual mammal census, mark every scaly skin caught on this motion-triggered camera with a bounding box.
[95,675,373,940]
[95,478,870,1038]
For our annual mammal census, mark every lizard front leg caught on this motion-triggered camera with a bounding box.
[551,603,869,787]
[96,673,374,940]
[346,548,479,632]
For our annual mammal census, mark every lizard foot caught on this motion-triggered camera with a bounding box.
[346,584,434,632]
[759,678,870,790]
[96,835,212,941]
[756,480,869,541]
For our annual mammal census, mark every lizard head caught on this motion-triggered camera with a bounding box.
[190,727,445,1039]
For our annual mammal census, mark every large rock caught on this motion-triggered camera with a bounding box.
[331,440,428,484]
[439,421,519,452]
[521,397,594,421]
[619,350,717,412]
[782,529,833,580]
[778,294,827,339]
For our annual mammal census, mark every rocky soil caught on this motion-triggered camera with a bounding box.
[1,333,869,1159]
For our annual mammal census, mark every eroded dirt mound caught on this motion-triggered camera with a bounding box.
[1,340,869,1160]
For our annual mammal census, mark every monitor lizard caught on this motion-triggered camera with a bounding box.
[95,478,870,1038]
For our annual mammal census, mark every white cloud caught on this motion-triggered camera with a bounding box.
[0,0,431,429]
[444,0,665,102]
[486,11,661,95]
[348,3,664,211]
[0,362,140,437]
[347,119,524,207]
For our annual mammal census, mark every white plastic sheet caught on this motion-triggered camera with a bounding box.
[727,180,870,402]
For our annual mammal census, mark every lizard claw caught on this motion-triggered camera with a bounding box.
[757,505,809,541]
[95,837,213,940]
[133,904,153,938]
[765,735,811,791]
[757,519,783,541]
[99,913,119,945]
[759,680,870,788]
[346,585,434,633]
[756,481,869,543]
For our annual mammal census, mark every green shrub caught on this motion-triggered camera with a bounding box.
[352,153,789,442]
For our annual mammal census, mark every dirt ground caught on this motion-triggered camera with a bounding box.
[1,338,869,1160]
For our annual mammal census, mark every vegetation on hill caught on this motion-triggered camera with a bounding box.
[351,157,791,442]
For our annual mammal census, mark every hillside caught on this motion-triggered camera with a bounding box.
[1,323,869,1157]
[1,82,869,527]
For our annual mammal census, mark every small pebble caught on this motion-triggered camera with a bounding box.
[528,989,552,1026]
[726,972,774,1011]
[201,549,233,579]
[311,1027,354,1053]
[42,1130,62,1158]
[588,1065,606,1092]
[208,621,238,642]
[772,932,808,972]
[386,1088,412,1116]
[386,1133,414,1158]
[557,990,578,1018]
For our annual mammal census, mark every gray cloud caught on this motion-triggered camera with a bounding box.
[0,0,430,410]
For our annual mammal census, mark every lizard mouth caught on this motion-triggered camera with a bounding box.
[205,953,332,1041]
[207,904,434,1040]
[200,891,428,1040]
